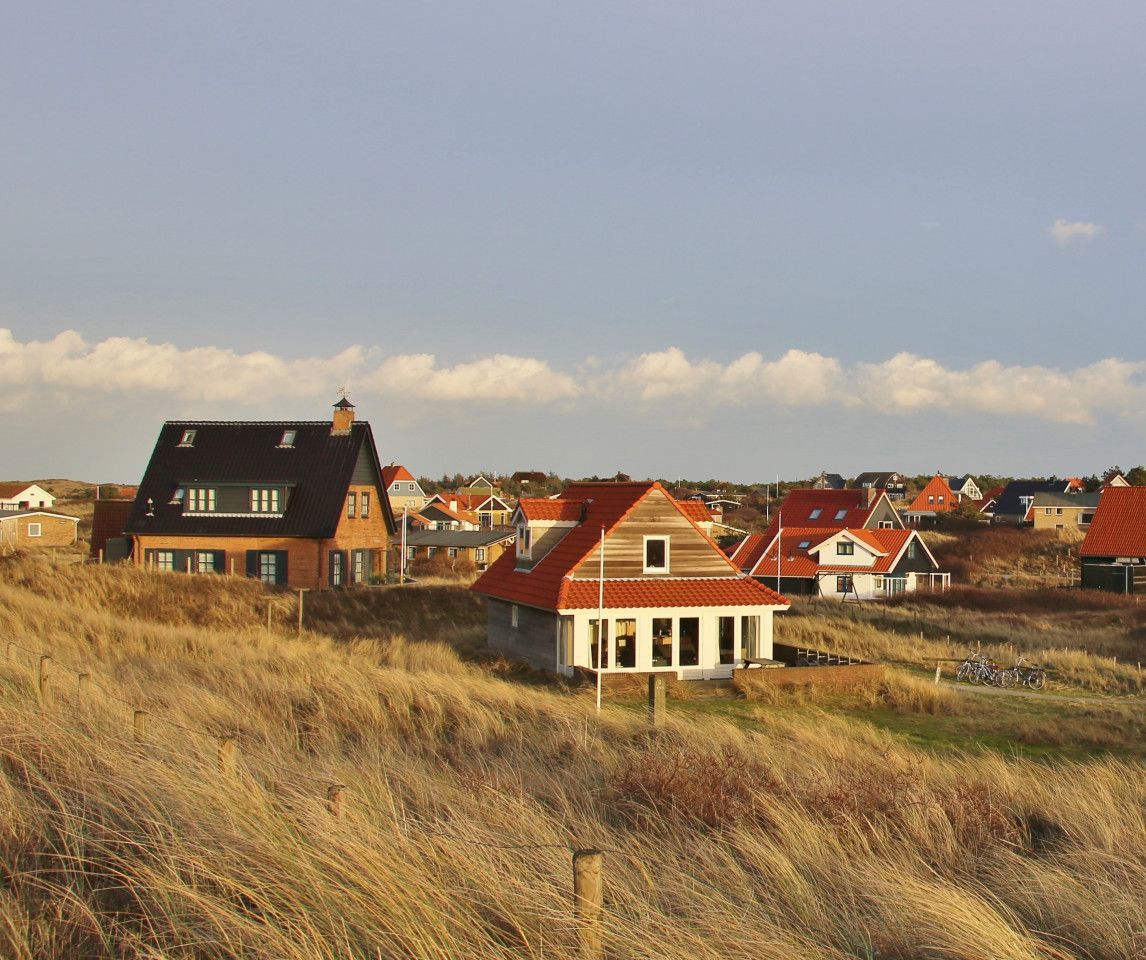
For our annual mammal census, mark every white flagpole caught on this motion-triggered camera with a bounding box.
[776,510,782,594]
[596,524,605,713]
[400,504,408,584]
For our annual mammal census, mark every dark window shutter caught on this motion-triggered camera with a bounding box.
[276,551,289,585]
[213,551,226,573]
[246,551,258,577]
[173,549,190,573]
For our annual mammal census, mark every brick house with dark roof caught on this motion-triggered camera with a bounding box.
[471,481,789,680]
[125,399,396,588]
[1079,487,1146,594]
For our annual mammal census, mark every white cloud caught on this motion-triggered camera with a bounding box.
[0,329,1142,427]
[1049,218,1104,247]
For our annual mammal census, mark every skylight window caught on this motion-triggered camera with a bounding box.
[797,540,811,550]
[809,508,822,520]
[834,508,847,520]
[178,429,196,447]
[278,430,297,448]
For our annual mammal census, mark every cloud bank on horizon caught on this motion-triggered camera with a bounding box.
[1,329,1142,428]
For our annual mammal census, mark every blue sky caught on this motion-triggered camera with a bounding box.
[2,2,1143,484]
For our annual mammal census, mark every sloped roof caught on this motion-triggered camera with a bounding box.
[993,480,1071,517]
[852,471,903,487]
[1031,491,1101,509]
[761,488,891,541]
[419,502,479,525]
[517,498,583,522]
[1079,487,1146,557]
[472,481,787,611]
[976,485,1005,511]
[125,420,395,538]
[405,529,517,548]
[381,464,417,487]
[675,500,714,524]
[0,509,78,522]
[729,533,770,573]
[906,475,957,513]
[747,527,925,578]
[0,483,50,499]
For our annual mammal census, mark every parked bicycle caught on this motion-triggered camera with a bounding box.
[955,651,1046,690]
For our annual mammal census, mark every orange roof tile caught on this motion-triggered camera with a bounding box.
[760,488,894,541]
[1080,487,1146,557]
[472,482,787,611]
[381,464,417,487]
[676,500,714,524]
[906,474,958,513]
[748,527,922,577]
[729,533,770,573]
[561,577,787,609]
[517,498,583,522]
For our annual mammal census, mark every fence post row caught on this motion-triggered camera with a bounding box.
[572,848,604,960]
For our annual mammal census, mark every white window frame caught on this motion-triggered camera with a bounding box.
[250,488,280,513]
[361,491,370,518]
[27,522,42,537]
[188,488,216,512]
[278,430,296,447]
[516,524,532,559]
[257,552,277,584]
[155,550,175,571]
[475,547,486,563]
[878,520,894,529]
[178,429,196,447]
[195,551,216,573]
[643,535,670,574]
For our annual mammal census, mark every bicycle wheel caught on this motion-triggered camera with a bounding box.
[956,662,971,682]
[997,669,1017,688]
[1026,671,1046,690]
[968,666,984,685]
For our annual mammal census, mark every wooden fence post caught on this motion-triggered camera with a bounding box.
[297,590,305,637]
[934,662,942,685]
[133,710,148,742]
[38,656,52,707]
[217,736,237,776]
[326,783,346,818]
[647,674,665,727]
[572,848,604,960]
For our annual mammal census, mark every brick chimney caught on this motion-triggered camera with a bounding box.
[331,396,356,435]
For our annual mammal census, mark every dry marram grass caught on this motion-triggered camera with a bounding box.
[0,553,1143,959]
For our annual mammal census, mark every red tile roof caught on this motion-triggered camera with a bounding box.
[472,481,787,611]
[0,483,43,499]
[676,500,714,524]
[1080,487,1146,557]
[760,488,893,541]
[381,464,417,487]
[747,527,923,577]
[729,533,770,573]
[906,474,957,513]
[517,498,583,522]
[562,577,786,609]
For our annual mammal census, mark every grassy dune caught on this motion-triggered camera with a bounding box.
[1,554,1144,959]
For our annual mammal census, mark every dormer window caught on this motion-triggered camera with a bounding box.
[836,541,854,556]
[643,536,669,573]
[516,524,532,559]
[170,487,185,506]
[187,488,216,512]
[278,430,296,448]
[178,429,196,447]
[809,508,822,520]
[250,488,280,513]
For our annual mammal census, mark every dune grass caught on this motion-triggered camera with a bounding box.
[0,553,1143,959]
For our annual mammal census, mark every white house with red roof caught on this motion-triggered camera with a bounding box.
[1079,486,1146,594]
[733,526,946,600]
[471,482,789,679]
[0,483,56,511]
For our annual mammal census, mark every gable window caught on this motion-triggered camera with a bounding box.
[927,495,935,504]
[516,524,532,559]
[878,520,894,529]
[938,495,945,504]
[644,536,669,573]
[407,482,415,491]
[907,541,919,559]
[809,508,822,520]
[250,488,280,513]
[347,492,357,518]
[834,509,847,520]
[278,430,296,448]
[27,522,42,537]
[361,492,370,518]
[836,541,854,556]
[187,488,216,512]
[178,429,196,447]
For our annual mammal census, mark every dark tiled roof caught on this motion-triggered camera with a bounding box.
[125,420,393,538]
[993,480,1070,517]
[405,530,517,548]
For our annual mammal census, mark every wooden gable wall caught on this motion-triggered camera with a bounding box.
[571,488,736,580]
